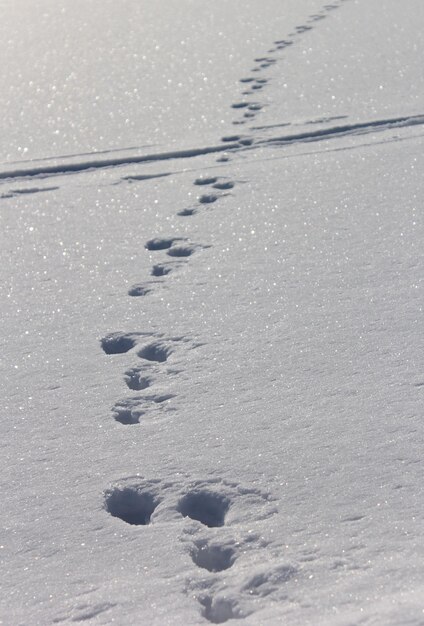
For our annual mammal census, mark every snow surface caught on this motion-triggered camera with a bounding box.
[2,0,424,624]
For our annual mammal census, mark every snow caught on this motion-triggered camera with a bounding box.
[2,0,424,624]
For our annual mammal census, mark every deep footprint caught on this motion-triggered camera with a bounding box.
[151,263,173,276]
[194,177,218,186]
[101,332,137,354]
[145,237,183,251]
[138,341,172,363]
[198,194,218,204]
[212,181,234,190]
[104,486,159,525]
[112,398,143,425]
[191,541,236,573]
[178,491,230,527]
[128,284,153,297]
[167,245,196,257]
[124,367,152,391]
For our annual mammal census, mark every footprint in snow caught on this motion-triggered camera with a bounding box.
[177,207,197,217]
[192,560,298,623]
[198,193,219,204]
[212,181,234,191]
[151,263,174,277]
[112,393,176,425]
[104,480,163,525]
[194,176,219,185]
[190,539,236,573]
[127,283,156,297]
[124,366,152,390]
[105,477,275,526]
[145,237,184,251]
[100,331,152,355]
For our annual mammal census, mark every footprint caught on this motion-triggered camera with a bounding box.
[198,194,219,204]
[100,332,142,354]
[145,237,183,251]
[104,483,161,525]
[177,207,197,217]
[274,39,293,46]
[190,540,236,573]
[124,366,152,391]
[151,263,174,277]
[178,490,230,527]
[242,562,298,596]
[221,135,241,143]
[167,243,197,257]
[127,284,153,297]
[296,25,312,33]
[112,398,144,425]
[194,177,218,186]
[212,181,234,191]
[199,593,245,624]
[138,341,172,363]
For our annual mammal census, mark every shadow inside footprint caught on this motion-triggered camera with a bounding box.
[105,487,158,525]
[212,182,234,190]
[199,194,218,204]
[138,342,171,362]
[124,368,152,391]
[145,237,181,251]
[167,245,195,257]
[151,264,172,277]
[200,595,243,624]
[194,177,218,186]
[101,332,136,354]
[128,284,152,297]
[178,491,230,527]
[191,542,235,573]
[113,406,141,425]
[178,208,197,217]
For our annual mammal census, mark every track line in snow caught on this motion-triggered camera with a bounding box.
[231,0,352,126]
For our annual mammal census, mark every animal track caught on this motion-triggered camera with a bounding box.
[212,181,234,191]
[221,135,241,143]
[167,244,196,257]
[105,484,160,525]
[191,560,298,624]
[112,397,144,424]
[198,194,219,204]
[177,207,197,216]
[190,540,236,573]
[194,176,218,185]
[124,366,152,390]
[199,594,245,624]
[138,341,172,363]
[178,490,230,527]
[151,263,173,276]
[145,237,183,251]
[127,284,153,297]
[101,332,140,354]
[112,392,175,425]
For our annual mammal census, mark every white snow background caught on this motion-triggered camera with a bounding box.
[2,0,424,624]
